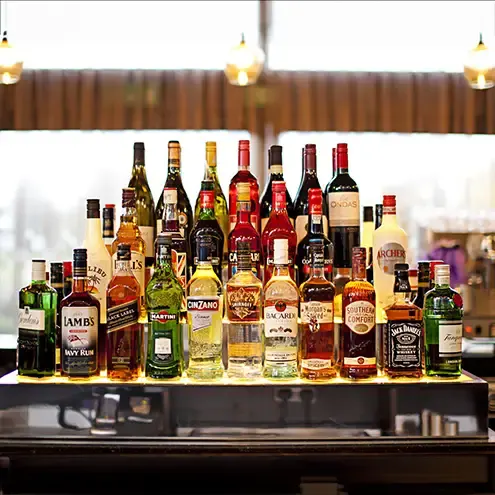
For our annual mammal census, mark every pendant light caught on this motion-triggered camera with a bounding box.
[464,33,495,90]
[0,0,23,85]
[224,33,265,87]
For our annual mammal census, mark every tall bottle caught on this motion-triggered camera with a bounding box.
[106,243,143,381]
[102,204,115,255]
[424,264,463,377]
[18,260,58,377]
[60,249,101,378]
[83,199,112,371]
[373,194,408,320]
[112,188,146,322]
[194,141,229,254]
[50,262,64,373]
[226,240,263,380]
[156,140,193,241]
[296,188,334,286]
[341,247,377,380]
[187,235,224,380]
[190,180,225,281]
[228,182,262,279]
[228,140,260,233]
[261,181,297,283]
[362,206,374,256]
[294,144,329,245]
[327,143,360,269]
[146,234,183,379]
[260,145,295,231]
[128,143,156,284]
[263,238,299,379]
[156,187,189,317]
[299,240,337,380]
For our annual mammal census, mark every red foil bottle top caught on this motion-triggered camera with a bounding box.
[238,139,250,150]
[63,261,72,277]
[304,144,316,154]
[200,190,215,209]
[383,195,396,207]
[352,247,367,279]
[105,204,115,209]
[429,260,444,280]
[304,144,316,171]
[308,188,322,215]
[336,143,348,169]
[238,140,250,169]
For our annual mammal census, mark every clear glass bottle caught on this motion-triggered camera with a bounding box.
[424,264,463,377]
[186,235,224,380]
[226,240,263,380]
[18,260,58,377]
[264,238,299,379]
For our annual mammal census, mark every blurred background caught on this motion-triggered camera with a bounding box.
[2,0,495,337]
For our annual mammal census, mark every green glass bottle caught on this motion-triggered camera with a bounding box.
[18,260,58,377]
[146,234,184,379]
[424,264,463,378]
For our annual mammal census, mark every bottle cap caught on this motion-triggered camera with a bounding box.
[363,206,374,222]
[304,143,316,154]
[435,264,450,277]
[238,140,250,151]
[429,260,444,280]
[236,182,251,202]
[206,141,216,150]
[133,142,144,151]
[269,145,282,166]
[122,188,136,208]
[163,187,178,205]
[168,140,180,147]
[337,142,347,152]
[394,263,409,274]
[103,206,115,220]
[117,243,131,261]
[273,238,289,266]
[86,199,100,219]
[32,259,46,281]
[383,195,396,207]
[73,248,88,277]
[272,181,286,193]
[105,204,115,209]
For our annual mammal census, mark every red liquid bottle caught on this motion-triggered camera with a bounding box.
[228,182,262,279]
[228,140,260,234]
[262,181,297,283]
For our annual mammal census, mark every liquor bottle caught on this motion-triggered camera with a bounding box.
[50,262,64,373]
[190,180,225,281]
[375,204,383,230]
[412,261,430,308]
[228,182,262,279]
[366,247,374,284]
[260,145,295,231]
[102,204,115,255]
[112,188,146,322]
[296,188,333,286]
[226,240,263,379]
[187,235,224,380]
[373,195,408,321]
[128,143,156,284]
[194,141,229,254]
[18,260,58,377]
[362,206,374,257]
[83,199,112,371]
[327,143,360,269]
[341,247,377,379]
[294,144,329,244]
[384,263,423,379]
[106,243,143,381]
[263,238,298,379]
[60,249,101,378]
[261,181,297,283]
[156,187,189,317]
[156,141,193,241]
[228,139,260,233]
[424,264,463,377]
[63,261,72,298]
[299,240,337,380]
[146,234,183,379]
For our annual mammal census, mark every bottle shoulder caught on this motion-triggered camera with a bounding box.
[328,174,358,191]
[300,278,336,300]
[227,272,263,289]
[344,279,375,296]
[60,291,100,309]
[264,277,299,300]
[262,214,297,239]
[21,283,58,296]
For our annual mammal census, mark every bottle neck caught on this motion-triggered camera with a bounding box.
[196,260,214,271]
[270,164,284,180]
[205,149,218,180]
[273,264,290,278]
[272,190,287,213]
[337,150,349,175]
[310,264,326,279]
[435,274,450,288]
[238,147,250,171]
[115,259,132,275]
[167,148,181,179]
[85,217,106,248]
[381,210,397,226]
[237,200,251,223]
[121,206,138,224]
[394,292,411,304]
[155,252,173,273]
[72,275,88,293]
[163,203,180,232]
[308,201,323,234]
[303,153,317,178]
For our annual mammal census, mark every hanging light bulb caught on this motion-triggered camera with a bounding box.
[224,33,265,87]
[464,33,495,90]
[0,31,22,84]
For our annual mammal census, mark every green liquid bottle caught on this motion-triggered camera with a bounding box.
[18,260,58,377]
[424,264,463,378]
[146,234,183,379]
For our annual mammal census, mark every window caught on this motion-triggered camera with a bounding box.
[8,1,259,69]
[269,1,494,72]
[0,130,250,336]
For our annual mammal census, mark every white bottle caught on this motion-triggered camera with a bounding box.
[373,195,408,322]
[83,199,112,324]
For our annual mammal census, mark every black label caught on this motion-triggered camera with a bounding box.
[387,321,422,368]
[107,300,139,332]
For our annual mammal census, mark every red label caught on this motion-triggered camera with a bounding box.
[200,191,215,209]
[274,192,286,210]
[309,201,322,216]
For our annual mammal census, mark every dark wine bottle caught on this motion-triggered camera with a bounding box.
[326,143,360,269]
[293,144,329,246]
[260,145,294,232]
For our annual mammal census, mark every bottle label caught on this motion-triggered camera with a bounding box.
[387,321,422,368]
[301,358,332,371]
[18,307,45,332]
[200,191,215,210]
[343,356,377,366]
[171,250,187,312]
[87,260,112,324]
[328,192,360,227]
[228,251,261,278]
[187,297,222,332]
[344,301,375,334]
[264,302,298,337]
[301,301,333,328]
[114,252,145,297]
[138,226,155,259]
[227,286,261,321]
[148,311,179,363]
[61,306,98,374]
[273,192,286,211]
[438,321,463,357]
[107,300,139,332]
[154,337,172,359]
[377,242,407,275]
[265,348,297,363]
